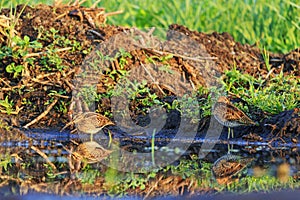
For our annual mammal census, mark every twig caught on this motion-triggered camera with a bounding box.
[0,180,8,188]
[104,10,124,17]
[141,47,217,62]
[0,175,22,183]
[0,83,34,91]
[147,27,156,36]
[63,68,76,77]
[24,47,72,59]
[31,79,53,86]
[140,62,165,95]
[50,93,70,99]
[23,98,58,129]
[36,72,57,79]
[72,0,87,6]
[0,78,11,87]
[144,175,164,199]
[60,120,74,132]
[54,12,68,20]
[64,79,76,90]
[30,146,57,171]
[87,30,105,40]
[1,73,58,91]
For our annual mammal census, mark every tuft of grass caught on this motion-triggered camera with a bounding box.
[221,67,300,114]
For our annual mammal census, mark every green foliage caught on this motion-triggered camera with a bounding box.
[0,96,14,114]
[0,35,43,77]
[93,0,299,53]
[40,52,67,72]
[222,67,300,114]
[116,48,132,69]
[0,35,42,59]
[48,90,69,113]
[5,63,24,78]
[225,175,298,193]
[105,171,152,196]
[165,158,203,179]
[38,28,84,72]
[0,154,13,171]
[77,165,101,184]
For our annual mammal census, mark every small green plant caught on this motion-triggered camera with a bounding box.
[0,96,14,114]
[261,46,271,72]
[224,175,297,193]
[1,35,43,77]
[5,63,24,78]
[77,165,101,184]
[116,48,132,69]
[105,171,151,196]
[146,54,173,65]
[0,153,13,172]
[0,3,28,47]
[40,51,67,72]
[48,90,68,113]
[167,158,203,179]
[75,85,98,107]
[5,35,43,60]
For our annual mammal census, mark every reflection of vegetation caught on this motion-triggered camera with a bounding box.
[76,165,101,184]
[0,148,298,197]
[226,176,298,193]
[79,158,299,196]
[0,96,14,114]
[0,154,13,172]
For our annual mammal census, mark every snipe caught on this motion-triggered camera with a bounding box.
[212,154,254,184]
[61,112,115,141]
[212,96,256,139]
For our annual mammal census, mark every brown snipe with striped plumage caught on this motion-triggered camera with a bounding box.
[212,154,254,184]
[70,141,113,171]
[61,112,115,141]
[212,96,256,139]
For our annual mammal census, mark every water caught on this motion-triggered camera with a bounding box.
[0,128,299,198]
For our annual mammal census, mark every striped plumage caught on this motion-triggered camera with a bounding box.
[212,154,254,184]
[72,112,115,141]
[72,141,112,164]
[212,96,256,138]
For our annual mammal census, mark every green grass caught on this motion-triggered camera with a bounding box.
[222,66,300,114]
[2,0,298,53]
